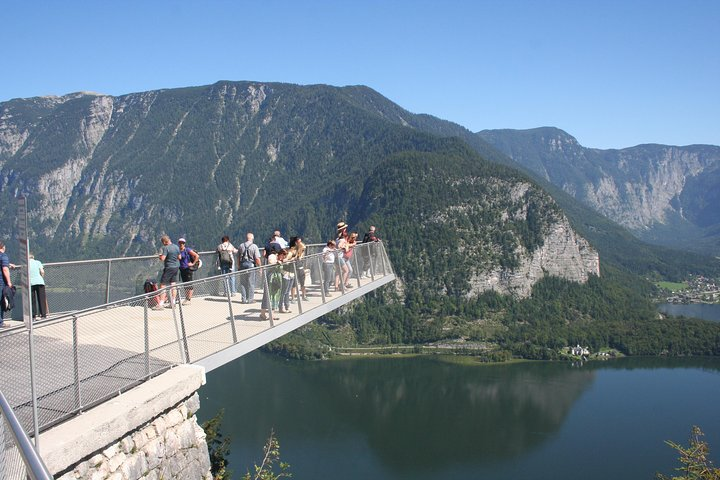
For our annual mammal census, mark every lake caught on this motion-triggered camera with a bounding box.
[199,353,720,479]
[658,302,720,322]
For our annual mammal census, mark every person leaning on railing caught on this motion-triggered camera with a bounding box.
[289,236,308,302]
[322,240,337,297]
[238,232,261,304]
[361,225,381,278]
[29,253,48,319]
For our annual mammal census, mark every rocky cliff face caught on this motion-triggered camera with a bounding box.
[470,216,599,298]
[478,127,720,254]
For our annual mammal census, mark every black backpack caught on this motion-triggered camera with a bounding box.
[219,247,233,267]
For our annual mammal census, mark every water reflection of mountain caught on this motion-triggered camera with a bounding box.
[300,357,595,471]
[201,354,596,473]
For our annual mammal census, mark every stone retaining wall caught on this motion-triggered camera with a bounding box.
[40,365,211,480]
[56,393,210,480]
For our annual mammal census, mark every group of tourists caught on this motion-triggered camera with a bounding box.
[152,223,382,320]
[0,222,382,324]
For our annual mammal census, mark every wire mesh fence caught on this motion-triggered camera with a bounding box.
[0,410,27,480]
[0,242,393,436]
[7,246,335,319]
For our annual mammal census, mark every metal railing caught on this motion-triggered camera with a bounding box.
[0,391,53,480]
[8,244,330,318]
[0,242,392,436]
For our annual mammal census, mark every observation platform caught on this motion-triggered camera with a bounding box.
[0,242,395,435]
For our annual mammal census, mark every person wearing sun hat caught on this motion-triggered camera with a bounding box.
[335,221,352,290]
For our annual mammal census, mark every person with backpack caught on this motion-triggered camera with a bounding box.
[238,232,261,304]
[178,238,200,305]
[216,235,238,296]
[260,253,283,321]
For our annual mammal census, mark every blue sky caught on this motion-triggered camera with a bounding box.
[3,0,718,149]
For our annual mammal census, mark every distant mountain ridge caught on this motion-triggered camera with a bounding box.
[477,127,720,255]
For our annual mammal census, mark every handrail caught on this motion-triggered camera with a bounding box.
[0,390,53,480]
[37,243,328,268]
[16,249,330,328]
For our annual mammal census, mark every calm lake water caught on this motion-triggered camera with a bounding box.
[658,302,720,322]
[199,353,720,479]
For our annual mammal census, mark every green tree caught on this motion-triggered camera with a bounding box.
[203,409,232,480]
[657,426,720,480]
[242,430,292,480]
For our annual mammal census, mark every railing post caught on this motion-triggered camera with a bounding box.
[352,249,361,288]
[72,315,82,411]
[262,267,274,327]
[105,259,112,304]
[173,286,191,363]
[369,243,376,281]
[224,277,238,343]
[317,255,327,303]
[143,298,150,377]
[168,286,188,363]
[293,261,303,315]
[336,253,346,294]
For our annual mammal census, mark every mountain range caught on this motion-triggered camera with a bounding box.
[1,81,718,357]
[478,127,720,255]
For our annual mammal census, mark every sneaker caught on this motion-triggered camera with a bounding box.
[182,300,191,306]
[151,305,163,311]
[164,304,173,309]
[345,284,353,288]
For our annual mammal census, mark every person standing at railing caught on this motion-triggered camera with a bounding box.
[0,241,16,327]
[344,232,359,280]
[361,225,381,278]
[260,253,282,321]
[238,232,261,304]
[28,253,48,319]
[278,248,295,313]
[273,230,289,249]
[216,236,238,296]
[153,235,181,310]
[289,236,308,301]
[335,222,352,290]
[322,240,337,296]
[178,238,199,305]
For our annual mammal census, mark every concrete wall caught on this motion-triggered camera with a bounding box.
[39,365,212,480]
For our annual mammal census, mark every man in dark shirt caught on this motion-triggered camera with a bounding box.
[361,226,381,278]
[0,241,15,326]
[153,235,181,310]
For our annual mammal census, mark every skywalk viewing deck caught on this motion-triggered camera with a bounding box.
[0,242,395,435]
